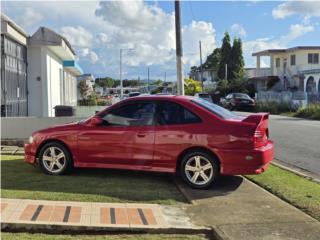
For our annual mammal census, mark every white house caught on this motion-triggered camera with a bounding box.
[27,27,83,117]
[248,46,320,93]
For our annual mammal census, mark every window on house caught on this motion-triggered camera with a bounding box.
[308,53,319,64]
[276,58,280,68]
[290,55,296,66]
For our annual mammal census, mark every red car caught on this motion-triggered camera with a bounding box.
[25,95,274,189]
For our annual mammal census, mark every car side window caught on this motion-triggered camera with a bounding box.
[157,102,201,125]
[102,102,156,126]
[226,94,232,99]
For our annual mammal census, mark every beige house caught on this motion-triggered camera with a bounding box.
[248,46,320,93]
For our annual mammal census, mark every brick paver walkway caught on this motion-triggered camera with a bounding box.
[1,198,167,229]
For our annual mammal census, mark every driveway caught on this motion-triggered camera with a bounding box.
[237,112,320,179]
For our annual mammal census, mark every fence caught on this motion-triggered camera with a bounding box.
[256,91,319,108]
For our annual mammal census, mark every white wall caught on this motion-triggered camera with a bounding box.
[1,117,84,139]
[46,49,63,117]
[27,46,43,116]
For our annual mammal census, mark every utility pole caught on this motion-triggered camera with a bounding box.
[164,72,166,83]
[199,40,204,93]
[225,63,228,81]
[120,49,123,97]
[147,67,150,93]
[119,48,134,98]
[175,0,184,95]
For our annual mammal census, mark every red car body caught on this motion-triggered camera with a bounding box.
[25,95,274,176]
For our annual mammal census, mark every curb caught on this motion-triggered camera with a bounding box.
[172,177,196,205]
[271,161,320,184]
[1,222,212,236]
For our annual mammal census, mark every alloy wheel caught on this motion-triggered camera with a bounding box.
[184,155,213,186]
[42,147,66,173]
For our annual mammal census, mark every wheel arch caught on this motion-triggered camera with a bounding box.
[35,138,73,164]
[176,146,221,172]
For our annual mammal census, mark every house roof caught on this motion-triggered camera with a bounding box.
[1,12,28,37]
[252,46,320,56]
[29,26,76,55]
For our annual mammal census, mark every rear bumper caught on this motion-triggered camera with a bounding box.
[219,141,274,175]
[24,142,37,165]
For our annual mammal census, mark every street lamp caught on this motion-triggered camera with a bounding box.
[120,48,134,98]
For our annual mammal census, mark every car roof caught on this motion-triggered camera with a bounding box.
[122,95,194,102]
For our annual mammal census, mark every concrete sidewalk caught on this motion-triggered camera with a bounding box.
[1,198,207,234]
[178,176,320,240]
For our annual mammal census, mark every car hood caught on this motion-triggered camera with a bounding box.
[35,121,79,134]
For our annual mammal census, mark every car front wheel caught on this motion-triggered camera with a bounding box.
[180,151,219,189]
[39,142,72,175]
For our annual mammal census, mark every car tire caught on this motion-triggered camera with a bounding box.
[38,142,72,175]
[180,151,219,189]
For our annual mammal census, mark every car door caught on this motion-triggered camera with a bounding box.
[153,101,202,171]
[77,101,156,169]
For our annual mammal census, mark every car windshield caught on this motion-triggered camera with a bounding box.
[234,93,250,99]
[192,98,238,119]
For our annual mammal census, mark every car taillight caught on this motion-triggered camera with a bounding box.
[253,124,268,148]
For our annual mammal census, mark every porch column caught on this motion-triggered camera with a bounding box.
[256,55,261,70]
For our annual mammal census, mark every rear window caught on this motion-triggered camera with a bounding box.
[234,93,250,99]
[192,98,238,119]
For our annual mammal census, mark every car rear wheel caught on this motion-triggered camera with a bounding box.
[180,151,219,189]
[39,142,72,175]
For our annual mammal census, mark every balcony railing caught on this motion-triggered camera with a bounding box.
[245,68,271,78]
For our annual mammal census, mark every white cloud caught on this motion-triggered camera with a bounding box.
[182,21,216,66]
[79,48,99,64]
[18,7,43,28]
[4,0,216,79]
[98,33,109,43]
[272,1,320,19]
[280,23,314,43]
[230,23,246,37]
[60,26,94,48]
[95,0,216,71]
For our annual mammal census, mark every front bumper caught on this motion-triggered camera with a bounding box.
[218,141,274,175]
[24,142,37,165]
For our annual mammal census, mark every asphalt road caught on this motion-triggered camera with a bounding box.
[237,112,320,178]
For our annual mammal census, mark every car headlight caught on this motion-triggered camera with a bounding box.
[28,136,34,144]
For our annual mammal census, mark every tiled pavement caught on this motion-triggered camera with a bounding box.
[0,198,204,232]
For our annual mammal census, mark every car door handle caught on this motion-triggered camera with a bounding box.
[137,132,147,138]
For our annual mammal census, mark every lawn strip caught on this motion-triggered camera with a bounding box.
[1,155,186,205]
[246,164,320,221]
[1,233,209,240]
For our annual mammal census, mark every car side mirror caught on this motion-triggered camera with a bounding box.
[89,116,103,126]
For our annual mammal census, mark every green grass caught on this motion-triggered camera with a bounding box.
[294,104,320,120]
[0,155,186,205]
[1,233,208,240]
[246,164,320,221]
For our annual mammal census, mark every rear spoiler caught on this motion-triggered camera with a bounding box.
[242,113,269,125]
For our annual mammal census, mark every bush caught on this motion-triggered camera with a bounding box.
[255,101,293,114]
[294,104,320,120]
[78,95,97,106]
[97,98,112,106]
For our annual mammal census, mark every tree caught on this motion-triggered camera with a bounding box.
[95,77,115,88]
[78,80,91,99]
[217,32,232,80]
[203,48,221,71]
[184,78,202,96]
[229,38,244,80]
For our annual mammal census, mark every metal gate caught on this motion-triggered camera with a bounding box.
[1,35,28,117]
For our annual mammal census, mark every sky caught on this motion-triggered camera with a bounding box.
[2,0,320,81]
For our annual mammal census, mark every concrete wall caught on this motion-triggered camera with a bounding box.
[27,46,44,116]
[1,117,84,139]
